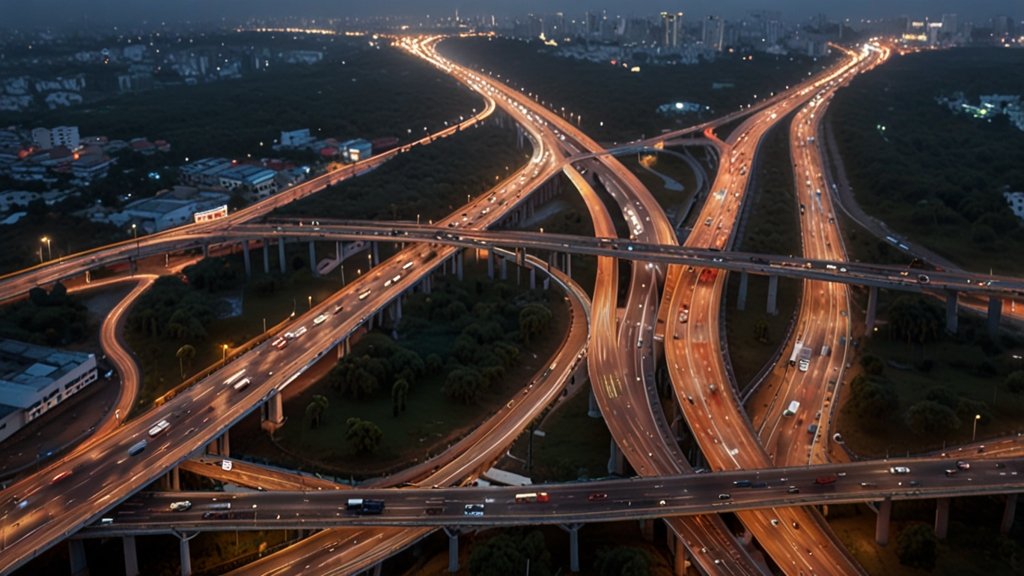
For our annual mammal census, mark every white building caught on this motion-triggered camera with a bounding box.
[280,128,313,148]
[0,339,97,445]
[31,126,80,151]
[121,188,230,233]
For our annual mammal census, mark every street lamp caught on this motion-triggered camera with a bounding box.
[40,236,51,260]
[307,295,313,310]
[972,414,981,442]
[221,344,229,363]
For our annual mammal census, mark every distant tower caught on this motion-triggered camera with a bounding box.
[661,12,684,49]
[702,16,725,52]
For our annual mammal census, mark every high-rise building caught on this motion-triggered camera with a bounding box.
[941,13,959,38]
[702,16,725,52]
[661,12,684,49]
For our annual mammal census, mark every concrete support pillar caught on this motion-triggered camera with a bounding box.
[169,466,180,491]
[178,534,193,576]
[262,392,285,434]
[335,241,343,261]
[262,239,270,274]
[588,388,601,418]
[934,498,950,539]
[372,242,380,266]
[767,274,779,316]
[308,241,318,276]
[988,297,1003,336]
[1001,493,1018,534]
[123,535,140,576]
[499,255,508,281]
[456,252,463,281]
[875,498,893,546]
[530,267,537,290]
[866,285,878,333]
[608,438,624,476]
[68,539,89,576]
[394,298,403,323]
[371,563,382,576]
[565,253,572,278]
[242,241,251,279]
[278,239,286,274]
[559,523,582,573]
[444,527,460,573]
[201,243,209,258]
[737,270,749,311]
[220,429,230,457]
[487,251,495,279]
[640,519,654,541]
[946,290,959,334]
[673,534,689,576]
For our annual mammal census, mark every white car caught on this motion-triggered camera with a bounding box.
[889,466,911,475]
[313,314,328,326]
[169,501,192,512]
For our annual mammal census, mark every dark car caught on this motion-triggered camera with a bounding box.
[587,493,608,502]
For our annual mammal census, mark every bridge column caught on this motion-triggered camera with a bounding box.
[177,532,196,576]
[530,267,537,290]
[242,240,251,279]
[371,563,382,576]
[456,252,463,281]
[588,387,601,418]
[169,465,180,491]
[766,275,779,315]
[673,534,689,576]
[262,239,271,274]
[68,539,89,576]
[640,519,654,541]
[934,498,950,539]
[123,534,140,576]
[737,270,749,311]
[393,298,403,324]
[866,286,878,333]
[220,430,230,457]
[565,253,571,278]
[487,251,495,279]
[278,239,286,274]
[372,242,379,266]
[201,243,209,258]
[500,255,508,280]
[988,297,1003,336]
[875,498,893,546]
[1002,493,1018,534]
[558,523,583,573]
[261,392,285,434]
[608,438,624,476]
[309,241,318,276]
[945,290,959,334]
[444,527,460,573]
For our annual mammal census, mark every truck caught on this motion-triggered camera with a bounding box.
[815,474,838,486]
[783,400,800,417]
[789,342,803,366]
[798,346,813,372]
[346,498,385,515]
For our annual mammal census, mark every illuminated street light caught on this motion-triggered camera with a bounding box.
[221,344,229,363]
[40,236,52,260]
[972,414,981,442]
[307,295,313,310]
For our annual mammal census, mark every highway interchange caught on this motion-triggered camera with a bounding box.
[0,33,1023,576]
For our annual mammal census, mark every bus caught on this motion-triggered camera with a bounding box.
[789,342,803,366]
[783,400,800,417]
[223,369,246,387]
[514,492,550,503]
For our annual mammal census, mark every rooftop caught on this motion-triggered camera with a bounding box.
[0,339,94,409]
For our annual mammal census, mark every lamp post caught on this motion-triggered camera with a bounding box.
[972,414,981,442]
[307,295,312,310]
[221,344,229,364]
[131,223,139,257]
[41,236,51,260]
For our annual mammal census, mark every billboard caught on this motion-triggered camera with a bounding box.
[194,204,228,224]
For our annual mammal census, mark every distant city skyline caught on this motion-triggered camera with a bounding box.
[0,0,1020,28]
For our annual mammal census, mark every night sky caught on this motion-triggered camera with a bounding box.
[0,0,1019,27]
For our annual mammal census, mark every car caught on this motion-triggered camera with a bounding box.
[889,466,911,475]
[587,493,608,502]
[717,493,731,500]
[944,469,958,477]
[658,500,667,506]
[313,313,328,326]
[995,462,1006,469]
[787,486,800,494]
[463,504,485,516]
[170,501,192,512]
[792,521,800,529]
[770,519,780,526]
[202,511,218,519]
[50,470,73,484]
[333,304,345,315]
[956,460,970,471]
[860,482,877,488]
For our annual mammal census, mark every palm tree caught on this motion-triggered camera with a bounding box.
[176,344,196,380]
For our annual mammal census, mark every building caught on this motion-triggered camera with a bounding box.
[31,126,80,151]
[702,16,725,52]
[217,164,279,199]
[121,188,230,232]
[661,12,684,49]
[340,138,373,163]
[179,157,235,187]
[71,154,115,181]
[279,128,314,148]
[1005,191,1024,221]
[0,339,97,445]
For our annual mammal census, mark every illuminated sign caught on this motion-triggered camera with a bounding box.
[194,204,229,224]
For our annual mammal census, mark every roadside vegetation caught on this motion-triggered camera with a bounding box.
[830,47,1024,274]
[0,282,92,345]
[440,36,833,142]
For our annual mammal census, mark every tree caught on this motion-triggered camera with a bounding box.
[175,344,196,380]
[753,318,770,343]
[312,394,328,423]
[345,418,383,453]
[518,303,552,345]
[896,523,938,570]
[860,354,885,376]
[391,379,409,417]
[594,547,651,576]
[847,375,898,421]
[444,367,486,405]
[905,400,961,436]
[1006,370,1024,394]
[306,401,324,429]
[468,530,551,576]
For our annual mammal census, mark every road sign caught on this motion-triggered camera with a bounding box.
[222,459,233,471]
